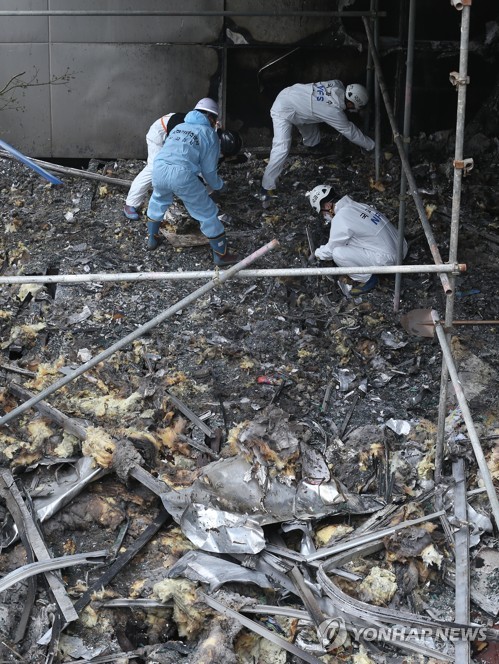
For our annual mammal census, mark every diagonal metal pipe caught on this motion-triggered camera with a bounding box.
[431,310,499,530]
[362,16,452,296]
[0,240,278,428]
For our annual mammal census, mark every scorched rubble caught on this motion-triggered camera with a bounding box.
[0,136,499,663]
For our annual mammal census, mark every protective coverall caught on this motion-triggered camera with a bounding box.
[147,109,225,240]
[262,80,375,191]
[125,113,184,208]
[315,195,407,283]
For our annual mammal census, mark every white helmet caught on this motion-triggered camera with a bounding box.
[194,97,219,116]
[306,184,335,213]
[345,83,369,110]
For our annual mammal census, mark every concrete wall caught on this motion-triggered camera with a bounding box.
[0,0,223,158]
[0,0,338,158]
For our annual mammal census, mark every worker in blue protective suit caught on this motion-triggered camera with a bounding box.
[146,98,240,266]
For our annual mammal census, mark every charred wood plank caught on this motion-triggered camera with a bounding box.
[166,391,214,438]
[73,507,170,614]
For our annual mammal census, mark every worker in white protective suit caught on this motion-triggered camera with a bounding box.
[261,81,375,199]
[146,98,240,266]
[123,112,186,220]
[306,184,407,295]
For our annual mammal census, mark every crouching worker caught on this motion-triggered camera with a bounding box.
[306,185,407,295]
[123,111,186,221]
[146,98,240,266]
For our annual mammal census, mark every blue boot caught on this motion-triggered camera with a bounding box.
[351,274,379,295]
[123,205,140,220]
[146,219,162,250]
[209,233,240,266]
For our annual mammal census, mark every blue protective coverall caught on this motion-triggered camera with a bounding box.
[147,109,224,239]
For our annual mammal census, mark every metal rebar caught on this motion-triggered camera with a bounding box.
[201,593,324,664]
[435,4,471,483]
[305,510,445,563]
[362,16,452,295]
[0,262,466,286]
[0,240,278,428]
[394,0,416,311]
[431,310,499,530]
[0,551,107,593]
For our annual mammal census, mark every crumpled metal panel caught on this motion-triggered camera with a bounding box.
[180,503,266,554]
[160,454,383,554]
[167,549,274,591]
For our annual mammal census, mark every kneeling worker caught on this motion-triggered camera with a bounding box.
[306,185,407,295]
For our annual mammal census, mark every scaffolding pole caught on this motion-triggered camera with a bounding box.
[0,263,466,286]
[431,310,499,531]
[362,16,452,296]
[0,240,278,428]
[0,10,385,18]
[373,0,381,184]
[435,3,472,483]
[394,0,416,312]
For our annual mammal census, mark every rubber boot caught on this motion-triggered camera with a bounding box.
[350,274,379,295]
[209,233,240,266]
[146,219,161,250]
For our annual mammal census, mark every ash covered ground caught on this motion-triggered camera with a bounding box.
[0,130,499,663]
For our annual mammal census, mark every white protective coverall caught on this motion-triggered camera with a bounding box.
[262,80,375,191]
[315,195,408,283]
[126,113,182,208]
